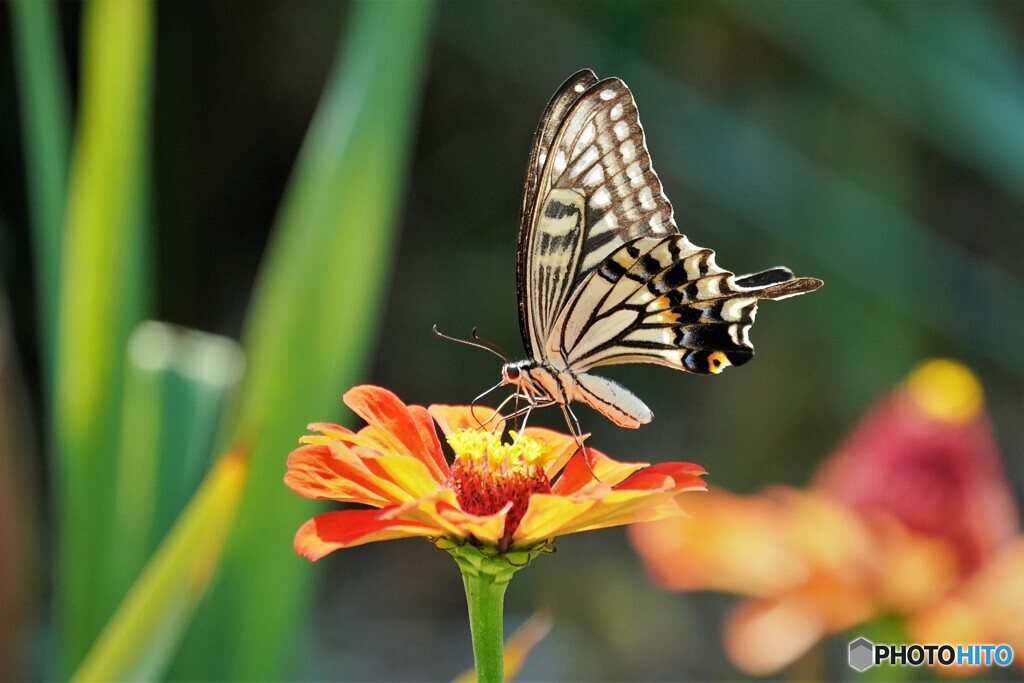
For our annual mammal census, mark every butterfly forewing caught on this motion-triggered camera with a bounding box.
[518,73,680,362]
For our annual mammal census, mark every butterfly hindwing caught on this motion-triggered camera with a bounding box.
[551,236,822,375]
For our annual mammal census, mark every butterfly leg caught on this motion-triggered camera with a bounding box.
[478,391,524,433]
[519,404,534,433]
[560,402,599,481]
[512,388,522,432]
[471,378,508,429]
[514,397,557,433]
[490,395,545,429]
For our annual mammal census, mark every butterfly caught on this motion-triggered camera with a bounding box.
[466,69,822,434]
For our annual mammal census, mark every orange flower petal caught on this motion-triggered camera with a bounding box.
[910,538,1024,653]
[307,422,355,438]
[408,405,449,481]
[551,449,648,495]
[343,386,443,478]
[363,452,446,500]
[515,456,705,543]
[284,443,393,506]
[294,508,440,560]
[550,489,690,535]
[724,597,828,675]
[616,461,706,492]
[380,491,468,538]
[514,490,683,544]
[381,490,509,543]
[629,488,860,597]
[513,494,597,543]
[436,500,510,544]
[326,441,438,504]
[428,404,505,438]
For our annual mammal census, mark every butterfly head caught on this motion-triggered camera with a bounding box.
[501,360,530,386]
[501,360,565,409]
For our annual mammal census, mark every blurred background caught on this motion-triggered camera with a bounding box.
[1,0,1023,680]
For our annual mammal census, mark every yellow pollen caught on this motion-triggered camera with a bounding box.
[445,429,549,474]
[906,358,983,424]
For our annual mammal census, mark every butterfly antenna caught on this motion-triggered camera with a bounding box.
[433,325,509,363]
[471,328,510,363]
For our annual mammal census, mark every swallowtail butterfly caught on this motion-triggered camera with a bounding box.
[491,70,822,431]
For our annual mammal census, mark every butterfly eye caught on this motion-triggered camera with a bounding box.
[503,365,521,382]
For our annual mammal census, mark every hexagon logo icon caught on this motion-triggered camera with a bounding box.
[849,637,875,672]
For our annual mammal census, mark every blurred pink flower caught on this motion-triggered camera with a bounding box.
[630,359,1023,675]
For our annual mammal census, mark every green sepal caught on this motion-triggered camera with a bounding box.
[435,537,556,584]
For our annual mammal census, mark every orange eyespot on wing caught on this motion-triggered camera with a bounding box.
[707,351,730,374]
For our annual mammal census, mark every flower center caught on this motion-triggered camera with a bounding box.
[445,429,551,549]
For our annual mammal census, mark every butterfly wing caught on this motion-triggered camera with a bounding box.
[517,73,677,360]
[517,71,822,425]
[550,235,822,375]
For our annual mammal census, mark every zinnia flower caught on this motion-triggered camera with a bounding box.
[629,359,1023,676]
[285,384,706,681]
[285,385,706,560]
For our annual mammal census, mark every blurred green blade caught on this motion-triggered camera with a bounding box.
[111,322,245,603]
[170,1,435,679]
[54,0,152,674]
[71,449,249,683]
[0,294,39,681]
[721,1,1024,208]
[9,0,71,388]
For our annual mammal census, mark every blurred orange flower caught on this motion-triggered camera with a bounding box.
[286,385,705,560]
[629,359,1023,675]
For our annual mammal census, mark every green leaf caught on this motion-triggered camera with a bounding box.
[71,449,249,683]
[9,0,72,393]
[110,322,245,605]
[721,1,1024,208]
[53,0,153,674]
[169,1,435,679]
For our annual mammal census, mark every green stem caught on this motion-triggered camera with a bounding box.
[461,570,509,683]
[439,539,553,681]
